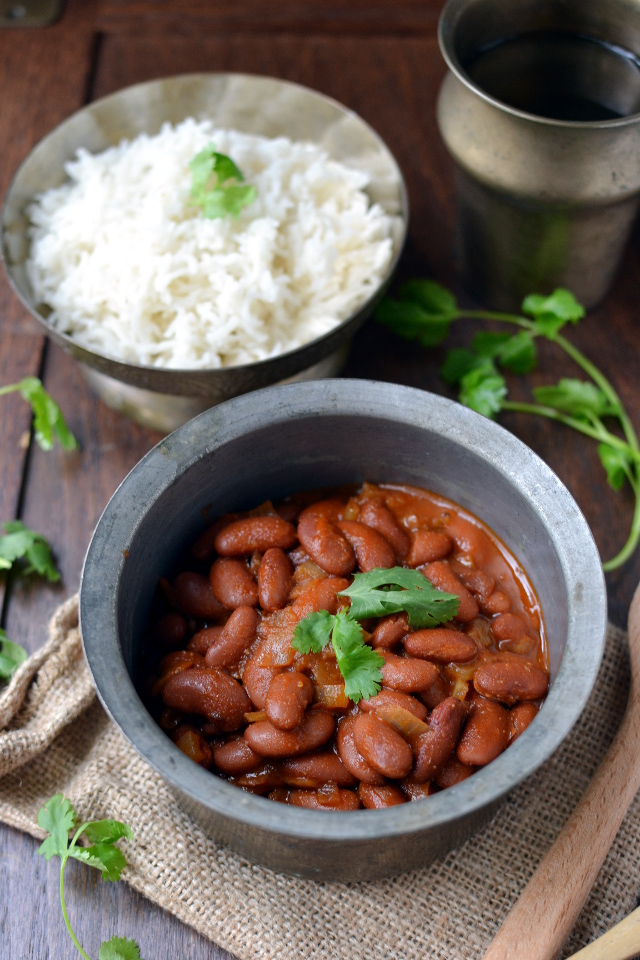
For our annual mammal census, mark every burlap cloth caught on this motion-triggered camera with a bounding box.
[1,597,638,959]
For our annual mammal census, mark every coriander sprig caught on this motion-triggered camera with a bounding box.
[375,282,639,571]
[37,795,141,960]
[0,376,78,451]
[188,145,257,219]
[291,567,460,702]
[0,520,60,582]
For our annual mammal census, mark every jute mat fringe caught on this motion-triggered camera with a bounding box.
[0,596,637,960]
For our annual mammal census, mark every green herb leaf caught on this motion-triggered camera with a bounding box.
[291,609,335,654]
[374,298,452,347]
[533,378,613,417]
[397,279,458,317]
[17,377,78,451]
[522,289,585,337]
[37,794,76,861]
[189,145,257,219]
[71,842,127,882]
[83,820,134,846]
[99,936,142,960]
[598,443,632,491]
[331,612,384,702]
[495,331,538,374]
[459,365,508,418]
[0,520,60,582]
[0,629,28,680]
[440,348,483,386]
[338,567,459,628]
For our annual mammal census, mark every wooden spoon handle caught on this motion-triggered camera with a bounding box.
[482,583,640,960]
[565,904,640,960]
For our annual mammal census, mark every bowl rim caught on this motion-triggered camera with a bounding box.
[80,379,607,844]
[1,71,409,384]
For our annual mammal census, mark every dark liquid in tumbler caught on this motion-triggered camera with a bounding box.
[464,32,640,121]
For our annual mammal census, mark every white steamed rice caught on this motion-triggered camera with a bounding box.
[26,118,395,369]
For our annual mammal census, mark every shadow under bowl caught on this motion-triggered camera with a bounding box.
[1,73,408,433]
[79,379,606,881]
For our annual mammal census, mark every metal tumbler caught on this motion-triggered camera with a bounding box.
[437,0,640,310]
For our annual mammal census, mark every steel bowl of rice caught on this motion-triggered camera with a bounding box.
[1,73,408,433]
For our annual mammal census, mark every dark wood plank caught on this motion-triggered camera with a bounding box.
[98,0,441,35]
[0,0,98,609]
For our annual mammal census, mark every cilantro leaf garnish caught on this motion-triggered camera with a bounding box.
[374,298,452,347]
[292,609,335,653]
[522,289,585,326]
[459,365,508,419]
[99,938,141,960]
[397,279,459,317]
[37,795,140,960]
[189,145,257,219]
[0,377,78,452]
[0,628,27,680]
[338,567,460,627]
[292,567,459,701]
[533,379,614,418]
[598,443,632,491]
[292,610,384,702]
[331,613,385,702]
[0,520,60,582]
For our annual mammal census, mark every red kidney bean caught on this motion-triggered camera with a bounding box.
[457,697,510,766]
[418,673,450,710]
[451,564,495,602]
[190,515,236,562]
[153,650,205,695]
[242,651,283,710]
[358,783,406,808]
[188,625,224,655]
[287,787,361,810]
[481,590,512,615]
[258,547,294,611]
[435,756,476,789]
[172,725,213,768]
[358,499,410,559]
[171,572,225,620]
[508,701,539,742]
[408,530,453,567]
[296,512,356,576]
[412,697,467,782]
[360,689,428,722]
[370,613,409,649]
[380,651,440,693]
[422,562,479,623]
[353,713,413,779]
[399,779,433,801]
[291,577,350,620]
[404,627,477,664]
[210,557,258,609]
[491,612,530,642]
[473,660,549,705]
[204,606,259,668]
[162,667,251,731]
[336,520,396,572]
[265,672,315,730]
[298,499,345,524]
[213,736,262,774]
[214,516,297,556]
[279,752,356,788]
[228,762,282,794]
[244,710,335,757]
[152,613,187,649]
[336,716,386,785]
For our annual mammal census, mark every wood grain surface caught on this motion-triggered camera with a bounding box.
[1,0,639,956]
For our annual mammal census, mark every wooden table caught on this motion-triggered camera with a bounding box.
[2,1,639,956]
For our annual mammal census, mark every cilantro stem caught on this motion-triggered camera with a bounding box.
[501,401,640,460]
[59,855,92,960]
[603,474,640,571]
[457,309,533,331]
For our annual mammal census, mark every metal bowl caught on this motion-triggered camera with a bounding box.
[1,74,407,433]
[79,380,606,881]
